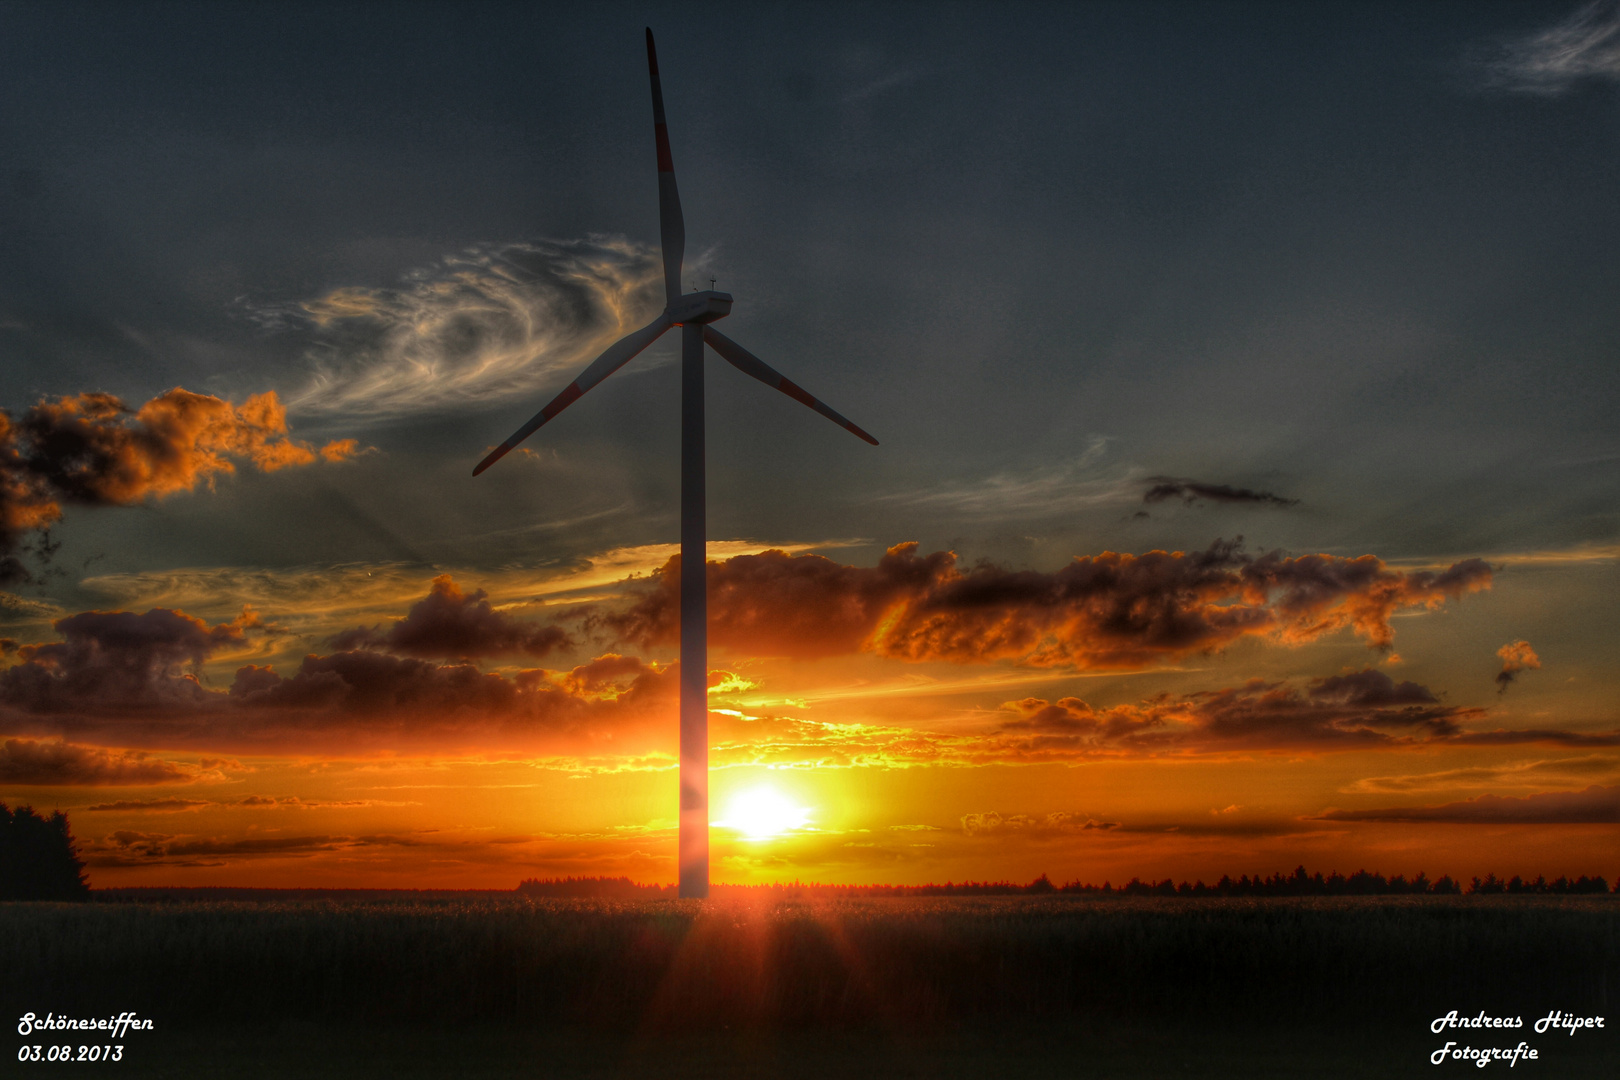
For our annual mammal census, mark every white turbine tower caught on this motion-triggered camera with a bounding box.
[474,29,877,898]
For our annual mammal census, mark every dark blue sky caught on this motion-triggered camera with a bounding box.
[0,1,1615,579]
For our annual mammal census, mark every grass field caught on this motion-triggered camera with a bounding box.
[5,895,1616,1078]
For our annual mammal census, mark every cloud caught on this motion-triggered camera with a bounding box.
[0,739,206,785]
[0,607,258,714]
[1314,785,1620,824]
[1475,1,1620,95]
[87,830,427,865]
[74,540,858,637]
[0,593,654,752]
[960,811,1120,837]
[700,668,1514,771]
[230,651,524,716]
[0,388,353,584]
[83,795,411,812]
[331,575,569,660]
[213,650,682,753]
[278,238,666,418]
[1448,728,1620,748]
[1346,755,1620,794]
[1495,640,1541,694]
[1142,477,1298,508]
[994,668,1478,756]
[601,540,1492,667]
[872,438,1133,517]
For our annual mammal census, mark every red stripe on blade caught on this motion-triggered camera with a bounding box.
[655,125,675,172]
[542,382,584,419]
[777,377,816,408]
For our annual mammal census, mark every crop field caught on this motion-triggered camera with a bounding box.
[5,895,1617,1078]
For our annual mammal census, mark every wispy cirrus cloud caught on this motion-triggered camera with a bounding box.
[872,437,1135,517]
[1474,1,1620,95]
[274,238,667,419]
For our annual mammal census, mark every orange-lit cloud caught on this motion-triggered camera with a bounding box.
[604,540,1492,667]
[709,666,1614,769]
[960,811,1120,836]
[4,582,1609,769]
[0,388,356,583]
[1495,639,1541,693]
[1345,755,1620,794]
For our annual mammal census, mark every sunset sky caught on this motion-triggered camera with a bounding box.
[0,1,1616,889]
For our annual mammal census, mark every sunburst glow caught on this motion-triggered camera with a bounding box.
[719,785,812,840]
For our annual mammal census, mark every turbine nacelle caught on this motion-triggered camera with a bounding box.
[667,290,733,325]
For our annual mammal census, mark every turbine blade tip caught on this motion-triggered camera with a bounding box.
[473,446,508,476]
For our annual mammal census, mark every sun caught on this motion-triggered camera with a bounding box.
[718,785,812,840]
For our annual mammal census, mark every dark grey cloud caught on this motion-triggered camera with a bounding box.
[0,606,254,714]
[1315,784,1620,824]
[0,738,203,785]
[331,574,569,660]
[1450,728,1620,748]
[88,830,425,866]
[84,798,211,812]
[84,795,400,812]
[1143,477,1299,508]
[997,668,1479,756]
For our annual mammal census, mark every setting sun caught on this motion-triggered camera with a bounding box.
[719,786,812,840]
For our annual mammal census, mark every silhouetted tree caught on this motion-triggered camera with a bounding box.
[0,803,89,900]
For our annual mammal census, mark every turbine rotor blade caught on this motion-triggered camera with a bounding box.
[474,315,673,475]
[703,326,879,446]
[646,28,685,307]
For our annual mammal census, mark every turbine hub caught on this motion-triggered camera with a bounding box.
[668,290,732,325]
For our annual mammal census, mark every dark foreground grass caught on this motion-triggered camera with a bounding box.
[5,895,1616,1078]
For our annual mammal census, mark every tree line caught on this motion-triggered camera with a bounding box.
[1,802,89,900]
[516,865,1616,899]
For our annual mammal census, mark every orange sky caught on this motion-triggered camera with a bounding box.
[3,536,1615,889]
[3,4,1620,892]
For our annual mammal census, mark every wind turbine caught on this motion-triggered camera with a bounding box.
[473,29,877,898]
